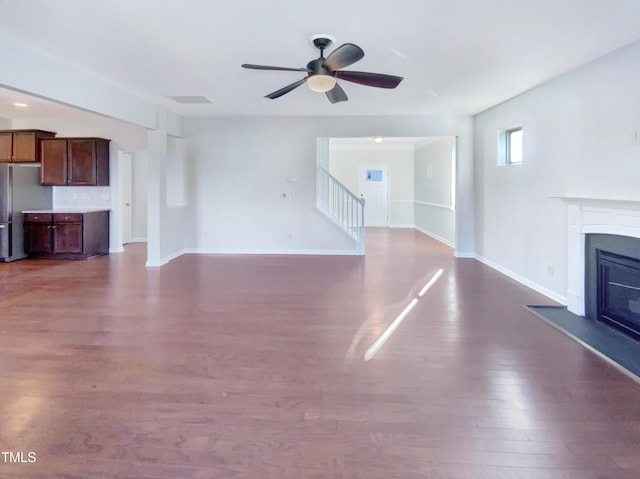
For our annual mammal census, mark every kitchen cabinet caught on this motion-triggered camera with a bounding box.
[23,210,109,259]
[40,138,110,186]
[23,213,53,254]
[53,213,83,254]
[0,130,57,163]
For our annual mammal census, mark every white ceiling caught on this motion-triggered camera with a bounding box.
[0,88,91,119]
[330,136,446,150]
[1,0,640,119]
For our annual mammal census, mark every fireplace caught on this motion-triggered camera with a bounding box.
[564,198,640,332]
[585,234,640,341]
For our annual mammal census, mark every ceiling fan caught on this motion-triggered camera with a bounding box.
[241,34,404,103]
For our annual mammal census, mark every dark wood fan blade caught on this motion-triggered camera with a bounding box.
[325,83,348,104]
[242,64,308,72]
[335,71,403,89]
[265,78,307,99]
[323,43,364,71]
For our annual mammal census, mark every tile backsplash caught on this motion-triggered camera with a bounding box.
[53,186,111,209]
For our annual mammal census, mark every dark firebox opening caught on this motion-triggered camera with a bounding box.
[586,234,640,341]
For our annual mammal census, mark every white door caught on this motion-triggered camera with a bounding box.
[119,152,133,245]
[359,165,389,227]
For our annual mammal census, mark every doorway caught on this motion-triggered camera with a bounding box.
[358,165,389,227]
[119,152,133,245]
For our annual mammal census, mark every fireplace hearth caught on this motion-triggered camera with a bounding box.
[586,234,640,341]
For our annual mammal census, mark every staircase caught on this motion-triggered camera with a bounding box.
[316,166,365,255]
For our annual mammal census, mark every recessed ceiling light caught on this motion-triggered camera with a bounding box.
[13,102,28,108]
[373,136,384,143]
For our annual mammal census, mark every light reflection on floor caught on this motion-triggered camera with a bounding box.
[363,269,444,361]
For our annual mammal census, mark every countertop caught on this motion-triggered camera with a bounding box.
[22,208,110,214]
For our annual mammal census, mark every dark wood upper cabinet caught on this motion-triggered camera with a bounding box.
[0,132,12,161]
[41,137,110,186]
[40,139,68,185]
[0,130,57,163]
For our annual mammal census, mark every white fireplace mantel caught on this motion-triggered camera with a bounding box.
[555,196,640,316]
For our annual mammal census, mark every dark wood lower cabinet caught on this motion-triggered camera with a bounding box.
[24,211,109,259]
[24,220,52,254]
[53,217,83,254]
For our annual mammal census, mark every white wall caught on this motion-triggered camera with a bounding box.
[185,115,474,255]
[474,39,640,303]
[167,135,187,207]
[414,138,456,246]
[329,146,415,227]
[163,132,193,258]
[132,151,148,242]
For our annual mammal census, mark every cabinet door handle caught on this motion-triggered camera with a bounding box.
[0,224,5,229]
[64,216,69,220]
[34,216,39,219]
[51,225,56,229]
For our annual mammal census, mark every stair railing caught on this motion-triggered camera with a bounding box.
[316,166,365,254]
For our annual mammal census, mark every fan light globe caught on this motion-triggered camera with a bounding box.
[307,74,337,93]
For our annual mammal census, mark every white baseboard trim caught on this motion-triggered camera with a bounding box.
[109,246,125,253]
[454,252,476,259]
[473,254,567,305]
[130,237,147,243]
[165,248,190,263]
[414,226,455,248]
[145,258,168,267]
[145,248,190,267]
[389,224,415,229]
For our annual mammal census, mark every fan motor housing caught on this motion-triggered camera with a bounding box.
[307,58,335,76]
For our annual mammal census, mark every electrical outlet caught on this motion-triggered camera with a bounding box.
[547,264,554,275]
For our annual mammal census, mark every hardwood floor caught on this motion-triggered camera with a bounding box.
[1,228,639,478]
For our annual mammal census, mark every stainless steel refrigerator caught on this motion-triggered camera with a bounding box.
[0,164,52,262]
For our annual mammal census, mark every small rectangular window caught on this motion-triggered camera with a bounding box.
[498,126,523,165]
[506,127,523,164]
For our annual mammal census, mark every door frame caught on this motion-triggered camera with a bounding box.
[118,151,133,246]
